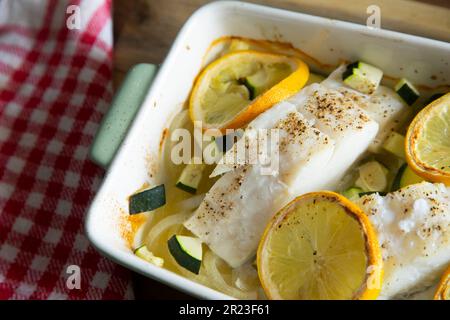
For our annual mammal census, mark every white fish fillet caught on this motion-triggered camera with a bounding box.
[356,182,450,299]
[289,83,379,188]
[185,109,334,267]
[322,65,410,152]
[186,79,378,267]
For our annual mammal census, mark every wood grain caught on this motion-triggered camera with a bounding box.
[113,0,450,87]
[112,0,450,299]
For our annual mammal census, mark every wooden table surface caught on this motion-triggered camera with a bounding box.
[112,0,450,299]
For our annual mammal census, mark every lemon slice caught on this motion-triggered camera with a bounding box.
[190,50,309,131]
[434,265,450,300]
[406,93,450,184]
[257,191,382,300]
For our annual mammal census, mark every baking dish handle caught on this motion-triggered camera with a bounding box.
[90,63,158,168]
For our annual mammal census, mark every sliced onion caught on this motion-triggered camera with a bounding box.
[144,206,258,299]
[164,109,193,182]
[174,193,205,211]
[204,251,257,299]
[232,263,259,292]
[168,109,190,135]
[132,213,154,249]
[169,253,211,285]
[147,211,192,247]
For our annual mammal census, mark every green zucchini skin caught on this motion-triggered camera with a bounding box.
[242,78,256,100]
[215,131,244,153]
[342,62,359,80]
[342,61,383,94]
[358,191,388,197]
[396,84,419,105]
[176,162,206,194]
[168,235,201,274]
[238,77,255,100]
[175,181,197,195]
[426,93,445,105]
[129,184,166,215]
[391,163,407,191]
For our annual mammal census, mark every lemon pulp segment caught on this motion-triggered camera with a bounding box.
[190,50,309,130]
[258,192,382,300]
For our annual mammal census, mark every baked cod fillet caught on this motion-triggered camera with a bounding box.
[185,82,378,267]
[185,107,334,268]
[289,83,379,188]
[356,182,450,299]
[322,65,410,152]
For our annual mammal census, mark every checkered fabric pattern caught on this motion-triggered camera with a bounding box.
[0,0,133,299]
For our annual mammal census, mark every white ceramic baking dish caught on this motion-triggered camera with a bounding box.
[85,1,450,299]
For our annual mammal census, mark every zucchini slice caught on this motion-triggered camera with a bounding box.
[168,235,202,274]
[391,163,425,191]
[342,61,383,94]
[400,165,425,188]
[129,184,166,214]
[241,62,292,100]
[242,70,266,100]
[391,163,406,191]
[214,130,244,153]
[342,187,364,201]
[383,132,405,159]
[426,93,444,105]
[395,78,420,105]
[176,162,206,194]
[358,191,388,197]
[356,161,389,192]
[134,245,164,267]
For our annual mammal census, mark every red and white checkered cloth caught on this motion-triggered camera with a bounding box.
[0,0,133,299]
